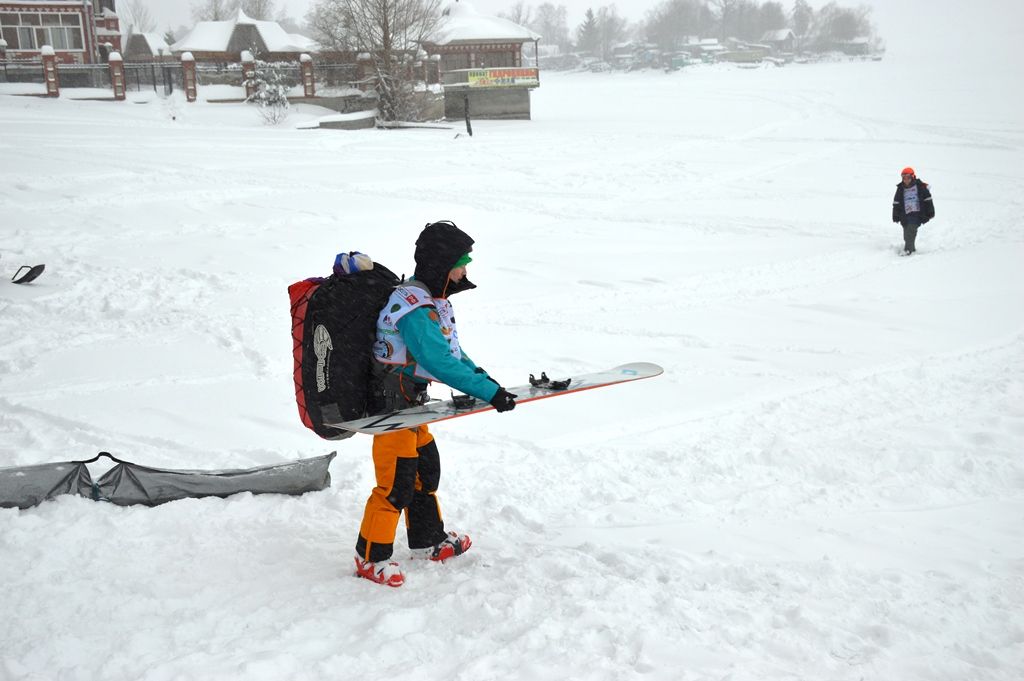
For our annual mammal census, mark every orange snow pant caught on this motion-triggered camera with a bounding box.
[356,425,447,562]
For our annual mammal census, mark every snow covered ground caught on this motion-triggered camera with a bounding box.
[2,33,1023,681]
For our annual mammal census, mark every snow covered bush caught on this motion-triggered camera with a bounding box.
[244,58,291,125]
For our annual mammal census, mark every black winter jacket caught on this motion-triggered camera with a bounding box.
[892,179,935,224]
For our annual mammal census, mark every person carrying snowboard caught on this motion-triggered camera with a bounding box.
[354,220,518,587]
[892,166,935,255]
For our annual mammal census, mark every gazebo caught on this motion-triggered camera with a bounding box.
[170,8,316,62]
[422,1,541,120]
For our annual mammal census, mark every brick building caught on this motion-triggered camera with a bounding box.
[0,0,119,64]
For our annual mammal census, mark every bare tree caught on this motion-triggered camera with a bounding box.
[500,1,533,27]
[643,0,703,53]
[533,3,570,52]
[809,1,873,49]
[708,0,765,41]
[240,0,277,20]
[759,1,787,33]
[595,5,628,60]
[192,0,238,23]
[119,0,157,32]
[790,0,813,46]
[307,0,444,121]
[275,10,304,34]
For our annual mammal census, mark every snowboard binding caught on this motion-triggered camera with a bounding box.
[450,393,477,410]
[529,372,571,391]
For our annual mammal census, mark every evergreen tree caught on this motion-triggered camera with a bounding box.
[576,8,599,55]
[244,52,290,124]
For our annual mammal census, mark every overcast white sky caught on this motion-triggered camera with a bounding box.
[135,0,1024,72]
[136,0,878,35]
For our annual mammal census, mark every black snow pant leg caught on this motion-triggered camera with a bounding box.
[902,220,920,253]
[406,437,448,550]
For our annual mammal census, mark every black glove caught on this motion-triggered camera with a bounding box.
[474,366,500,386]
[489,387,517,413]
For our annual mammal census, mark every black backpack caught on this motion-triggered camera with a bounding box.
[288,261,400,439]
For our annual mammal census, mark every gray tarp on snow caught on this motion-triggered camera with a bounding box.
[0,452,336,509]
[0,460,94,510]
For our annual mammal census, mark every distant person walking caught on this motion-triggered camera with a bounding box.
[892,167,935,255]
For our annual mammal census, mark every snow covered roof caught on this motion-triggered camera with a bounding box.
[429,1,540,45]
[761,29,794,42]
[127,32,170,56]
[171,8,315,54]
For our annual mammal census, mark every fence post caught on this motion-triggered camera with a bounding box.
[41,46,59,97]
[300,53,315,97]
[357,52,373,91]
[108,51,125,100]
[241,50,256,98]
[181,52,197,102]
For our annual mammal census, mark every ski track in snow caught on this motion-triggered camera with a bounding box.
[2,55,1024,681]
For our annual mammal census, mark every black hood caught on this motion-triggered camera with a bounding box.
[413,221,476,298]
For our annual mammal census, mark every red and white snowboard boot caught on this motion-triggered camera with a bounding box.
[354,555,405,587]
[426,531,472,562]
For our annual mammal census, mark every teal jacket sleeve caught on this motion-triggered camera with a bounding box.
[397,307,499,402]
[459,350,479,373]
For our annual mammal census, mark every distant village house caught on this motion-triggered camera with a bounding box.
[761,28,795,53]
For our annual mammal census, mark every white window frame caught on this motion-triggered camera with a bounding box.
[0,12,84,53]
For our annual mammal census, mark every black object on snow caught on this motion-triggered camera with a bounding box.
[0,460,94,510]
[0,451,336,510]
[11,264,45,284]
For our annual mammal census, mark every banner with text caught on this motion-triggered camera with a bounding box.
[466,68,540,88]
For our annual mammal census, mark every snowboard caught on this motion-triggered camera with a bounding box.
[11,264,45,284]
[325,362,664,434]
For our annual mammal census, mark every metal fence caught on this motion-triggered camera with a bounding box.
[314,62,359,88]
[193,62,243,87]
[58,64,111,89]
[0,60,44,84]
[123,62,182,94]
[1,58,366,96]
